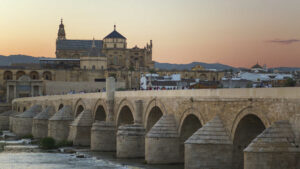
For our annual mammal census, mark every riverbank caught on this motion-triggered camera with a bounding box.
[0,131,183,169]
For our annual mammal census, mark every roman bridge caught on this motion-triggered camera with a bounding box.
[8,78,300,169]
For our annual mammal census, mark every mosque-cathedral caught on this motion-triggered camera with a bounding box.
[56,20,154,71]
[0,20,224,102]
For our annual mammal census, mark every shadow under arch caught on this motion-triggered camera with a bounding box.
[74,99,86,117]
[92,99,108,122]
[116,105,134,127]
[231,111,267,169]
[145,106,163,132]
[144,98,167,131]
[230,106,271,140]
[58,104,64,111]
[115,98,135,126]
[178,112,202,163]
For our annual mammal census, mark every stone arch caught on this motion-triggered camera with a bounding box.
[145,106,163,132]
[115,99,135,123]
[58,104,64,111]
[232,113,266,169]
[43,71,52,80]
[178,108,205,133]
[199,74,207,81]
[3,71,13,80]
[179,113,202,140]
[144,98,167,127]
[230,106,270,139]
[29,71,39,80]
[74,99,86,117]
[116,105,134,127]
[179,113,202,162]
[93,99,108,122]
[16,71,26,80]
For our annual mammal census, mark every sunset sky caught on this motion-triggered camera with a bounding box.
[0,0,300,68]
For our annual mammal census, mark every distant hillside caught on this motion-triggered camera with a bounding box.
[154,62,237,71]
[0,55,45,66]
[269,67,300,72]
[1,55,300,72]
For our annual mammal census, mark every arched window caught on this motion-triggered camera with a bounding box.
[43,71,52,80]
[3,71,13,80]
[30,71,39,80]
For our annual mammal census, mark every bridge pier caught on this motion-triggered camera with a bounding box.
[116,100,145,158]
[13,105,42,137]
[91,121,116,151]
[91,77,117,151]
[0,110,14,130]
[32,106,55,139]
[145,114,181,164]
[244,120,300,169]
[117,124,145,158]
[68,109,93,146]
[185,116,233,169]
[48,105,73,141]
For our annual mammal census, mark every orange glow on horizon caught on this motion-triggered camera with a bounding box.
[1,0,300,68]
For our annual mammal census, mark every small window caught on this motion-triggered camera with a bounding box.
[84,66,86,70]
[92,65,96,70]
[101,66,103,70]
[114,44,117,48]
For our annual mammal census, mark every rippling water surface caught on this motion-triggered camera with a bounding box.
[0,152,183,169]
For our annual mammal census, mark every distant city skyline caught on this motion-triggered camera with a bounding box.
[1,0,300,68]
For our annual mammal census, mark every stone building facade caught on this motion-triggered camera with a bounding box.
[0,20,225,103]
[56,20,154,71]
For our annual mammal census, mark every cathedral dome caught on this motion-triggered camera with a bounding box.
[251,63,263,69]
[104,25,126,39]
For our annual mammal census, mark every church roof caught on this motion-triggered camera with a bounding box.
[56,40,103,51]
[104,26,126,39]
[88,39,101,57]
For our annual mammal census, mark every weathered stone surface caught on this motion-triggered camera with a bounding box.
[68,110,93,146]
[146,114,178,138]
[10,87,300,168]
[13,105,42,137]
[9,111,22,131]
[48,105,73,141]
[32,106,55,139]
[91,121,116,151]
[0,110,14,130]
[146,114,180,164]
[244,120,300,169]
[185,116,233,169]
[117,124,145,158]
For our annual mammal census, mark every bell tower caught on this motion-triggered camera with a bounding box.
[57,18,66,40]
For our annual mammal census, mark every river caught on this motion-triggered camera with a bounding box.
[0,151,183,169]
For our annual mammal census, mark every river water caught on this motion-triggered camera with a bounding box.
[0,151,183,169]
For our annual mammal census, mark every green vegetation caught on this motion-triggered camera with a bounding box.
[39,137,73,149]
[284,78,296,87]
[56,140,73,148]
[22,134,33,139]
[39,137,56,149]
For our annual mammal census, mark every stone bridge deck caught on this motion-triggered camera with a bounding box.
[7,84,300,169]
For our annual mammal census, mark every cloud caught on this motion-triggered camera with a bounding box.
[266,39,300,45]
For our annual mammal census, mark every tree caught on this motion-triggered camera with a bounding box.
[284,78,296,87]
